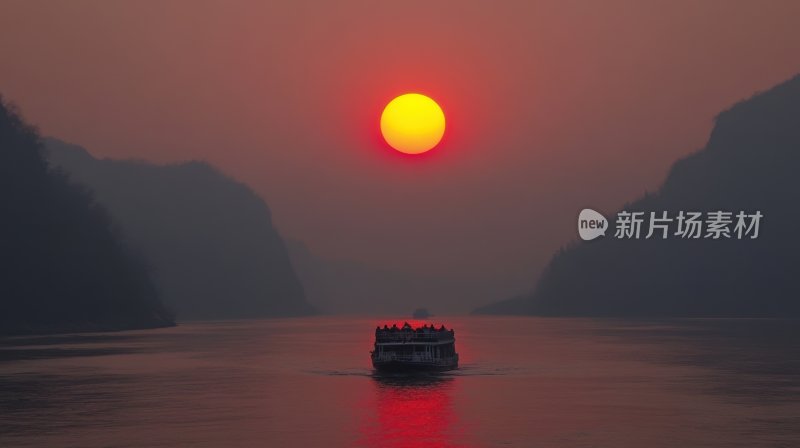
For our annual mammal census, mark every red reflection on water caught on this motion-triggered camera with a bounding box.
[358,375,466,448]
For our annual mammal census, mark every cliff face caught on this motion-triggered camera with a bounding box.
[47,140,314,319]
[0,98,173,334]
[477,74,800,317]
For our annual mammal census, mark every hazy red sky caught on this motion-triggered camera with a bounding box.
[2,1,799,307]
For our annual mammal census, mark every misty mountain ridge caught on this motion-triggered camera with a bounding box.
[47,140,314,319]
[0,98,174,334]
[476,73,800,317]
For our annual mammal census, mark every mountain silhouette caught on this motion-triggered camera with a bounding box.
[476,74,800,317]
[0,97,174,334]
[47,140,314,319]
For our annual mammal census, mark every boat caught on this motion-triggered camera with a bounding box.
[371,322,459,372]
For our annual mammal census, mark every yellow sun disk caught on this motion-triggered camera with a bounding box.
[380,94,445,154]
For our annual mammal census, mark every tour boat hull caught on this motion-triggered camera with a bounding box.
[372,358,458,372]
[371,323,459,373]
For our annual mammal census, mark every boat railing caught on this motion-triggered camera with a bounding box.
[375,329,454,342]
[375,334,454,343]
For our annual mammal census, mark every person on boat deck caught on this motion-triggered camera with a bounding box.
[391,324,398,331]
[440,325,446,331]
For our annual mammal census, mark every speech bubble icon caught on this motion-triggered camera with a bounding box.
[578,209,608,241]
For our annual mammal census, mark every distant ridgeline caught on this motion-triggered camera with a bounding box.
[476,74,800,317]
[0,98,174,334]
[47,139,314,320]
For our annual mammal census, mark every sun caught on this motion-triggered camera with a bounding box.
[380,93,445,155]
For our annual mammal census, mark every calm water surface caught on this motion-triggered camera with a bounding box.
[1,317,798,447]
